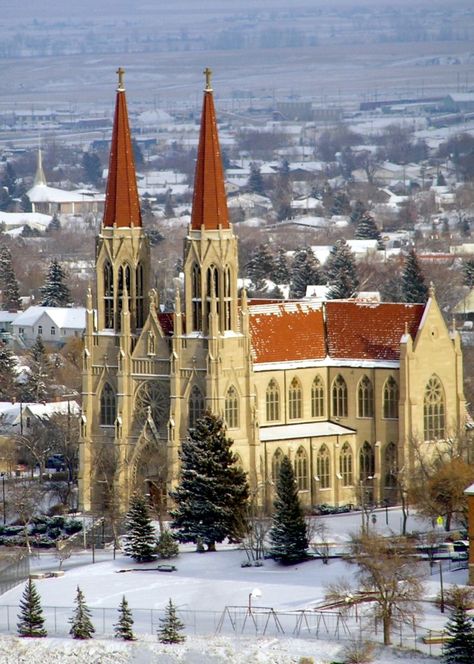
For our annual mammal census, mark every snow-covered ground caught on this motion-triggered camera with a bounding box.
[0,508,466,663]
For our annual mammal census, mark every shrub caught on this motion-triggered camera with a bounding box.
[341,640,375,664]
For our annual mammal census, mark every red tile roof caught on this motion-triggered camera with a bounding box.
[249,303,326,364]
[190,86,229,231]
[325,301,425,361]
[103,76,141,229]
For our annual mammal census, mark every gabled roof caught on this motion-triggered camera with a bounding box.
[325,301,424,361]
[13,306,86,329]
[249,302,326,364]
[102,69,142,229]
[190,73,229,231]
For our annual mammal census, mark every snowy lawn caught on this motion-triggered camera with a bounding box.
[0,508,466,662]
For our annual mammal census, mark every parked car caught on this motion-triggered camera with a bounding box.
[45,454,66,471]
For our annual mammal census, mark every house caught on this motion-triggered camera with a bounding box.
[12,307,86,346]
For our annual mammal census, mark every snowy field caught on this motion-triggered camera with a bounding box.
[0,508,466,663]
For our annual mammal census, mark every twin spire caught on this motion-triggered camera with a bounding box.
[102,67,228,232]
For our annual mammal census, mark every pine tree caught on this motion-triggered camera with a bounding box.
[39,259,71,307]
[158,598,186,644]
[290,247,323,298]
[157,529,179,559]
[123,492,157,562]
[269,455,308,564]
[114,596,135,641]
[0,245,21,311]
[46,214,61,233]
[69,586,95,639]
[462,258,474,289]
[325,239,359,299]
[246,244,275,293]
[272,247,290,284]
[82,152,102,186]
[22,335,52,402]
[443,605,474,664]
[330,191,350,216]
[401,249,429,304]
[354,211,384,249]
[0,342,18,399]
[17,578,47,637]
[170,413,249,551]
[247,163,265,195]
[350,199,366,226]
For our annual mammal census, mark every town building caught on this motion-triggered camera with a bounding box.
[79,69,467,514]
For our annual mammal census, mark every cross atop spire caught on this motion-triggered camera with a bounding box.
[102,70,141,229]
[116,67,125,91]
[190,71,229,231]
[203,67,212,91]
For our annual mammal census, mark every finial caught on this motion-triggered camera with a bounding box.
[429,281,435,298]
[203,67,213,91]
[116,67,125,91]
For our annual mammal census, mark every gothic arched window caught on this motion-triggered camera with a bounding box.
[332,375,348,418]
[357,376,374,418]
[224,266,232,331]
[189,386,205,430]
[192,263,202,331]
[295,447,308,490]
[311,375,325,418]
[340,442,353,486]
[288,377,302,420]
[359,441,375,481]
[272,448,283,483]
[103,261,114,329]
[100,383,116,426]
[383,376,399,419]
[136,262,145,328]
[225,386,239,429]
[317,445,331,489]
[266,380,280,422]
[384,442,397,489]
[424,375,445,441]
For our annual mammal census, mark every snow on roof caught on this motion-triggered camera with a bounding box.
[13,306,86,329]
[259,421,356,441]
[27,184,96,204]
[0,211,52,228]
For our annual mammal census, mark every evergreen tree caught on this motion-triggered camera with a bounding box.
[350,199,366,226]
[39,258,71,307]
[158,599,186,644]
[170,412,249,551]
[269,455,308,564]
[17,578,47,637]
[437,171,446,186]
[247,163,265,195]
[157,529,179,559]
[272,248,290,284]
[69,586,95,639]
[132,139,144,169]
[401,249,429,304]
[22,335,53,403]
[0,342,18,399]
[330,191,350,216]
[355,211,384,249]
[463,258,474,289]
[0,245,21,311]
[325,239,359,300]
[443,605,474,664]
[81,152,102,186]
[123,492,157,562]
[46,214,61,233]
[290,247,323,298]
[245,244,275,293]
[114,596,135,641]
[164,195,174,218]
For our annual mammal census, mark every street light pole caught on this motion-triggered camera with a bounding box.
[439,562,445,613]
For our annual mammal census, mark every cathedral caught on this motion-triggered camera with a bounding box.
[78,69,466,514]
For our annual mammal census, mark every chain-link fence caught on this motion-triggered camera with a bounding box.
[0,552,29,596]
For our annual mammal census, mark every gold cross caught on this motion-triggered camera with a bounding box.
[116,67,125,90]
[203,67,212,91]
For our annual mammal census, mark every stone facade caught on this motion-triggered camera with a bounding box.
[78,73,466,514]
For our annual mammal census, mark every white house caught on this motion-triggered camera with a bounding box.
[12,306,86,346]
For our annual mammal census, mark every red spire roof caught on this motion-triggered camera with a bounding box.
[103,68,142,229]
[191,69,229,231]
